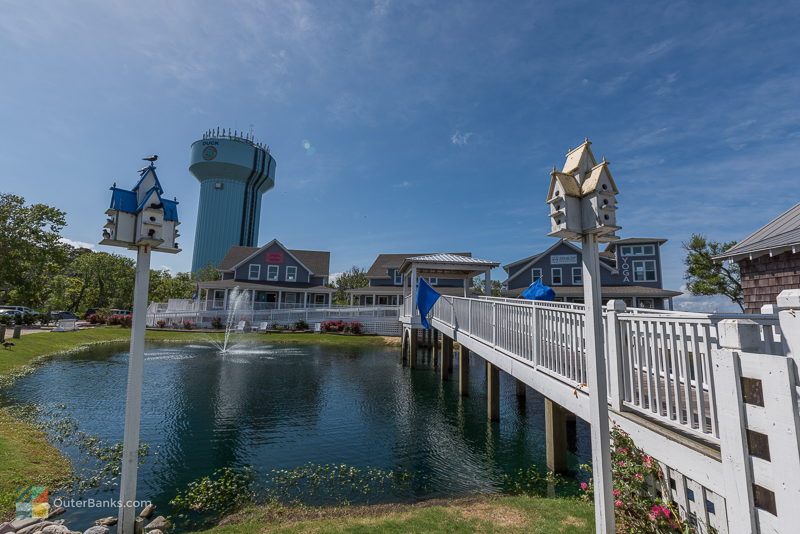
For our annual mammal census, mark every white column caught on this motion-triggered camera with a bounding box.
[463,276,468,297]
[581,233,614,533]
[303,292,308,309]
[117,245,152,534]
[411,266,418,319]
[277,290,282,310]
[222,288,229,310]
[484,269,491,297]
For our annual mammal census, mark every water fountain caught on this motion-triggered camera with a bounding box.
[206,286,252,354]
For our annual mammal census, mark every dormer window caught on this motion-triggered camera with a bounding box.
[248,264,260,280]
[286,266,297,282]
[267,265,279,281]
[394,271,403,285]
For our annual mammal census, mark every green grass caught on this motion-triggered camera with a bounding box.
[192,496,594,534]
[0,327,395,519]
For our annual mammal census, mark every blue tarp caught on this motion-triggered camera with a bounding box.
[520,279,556,301]
[416,278,441,329]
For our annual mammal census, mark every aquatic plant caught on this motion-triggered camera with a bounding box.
[170,466,256,521]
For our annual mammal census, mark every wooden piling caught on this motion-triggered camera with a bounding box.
[459,346,470,396]
[441,336,453,380]
[487,361,500,421]
[409,328,418,368]
[545,398,568,474]
[515,378,526,398]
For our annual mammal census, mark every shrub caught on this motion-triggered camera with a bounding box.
[294,320,309,330]
[183,320,196,330]
[87,313,105,325]
[321,320,345,332]
[211,316,223,329]
[120,314,132,328]
[580,426,697,533]
[106,314,122,326]
[156,320,166,328]
[348,321,363,335]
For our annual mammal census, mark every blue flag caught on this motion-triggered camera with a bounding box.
[520,278,556,301]
[416,278,441,329]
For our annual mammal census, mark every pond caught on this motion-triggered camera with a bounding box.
[3,341,591,530]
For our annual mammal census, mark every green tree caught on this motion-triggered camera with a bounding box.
[44,249,136,312]
[0,194,68,307]
[328,266,368,304]
[683,234,743,311]
[149,270,195,303]
[471,277,502,297]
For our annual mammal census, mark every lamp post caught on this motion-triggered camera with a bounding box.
[100,159,180,534]
[545,139,619,533]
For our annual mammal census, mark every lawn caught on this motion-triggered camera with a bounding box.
[0,327,395,519]
[192,496,594,534]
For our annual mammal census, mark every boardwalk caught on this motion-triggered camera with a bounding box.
[401,292,800,534]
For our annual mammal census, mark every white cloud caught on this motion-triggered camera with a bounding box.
[59,237,96,250]
[392,180,411,188]
[451,131,474,146]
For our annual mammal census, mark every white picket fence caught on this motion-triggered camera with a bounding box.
[422,292,800,533]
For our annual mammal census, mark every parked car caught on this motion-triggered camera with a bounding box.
[50,311,78,321]
[0,306,39,316]
[110,309,131,316]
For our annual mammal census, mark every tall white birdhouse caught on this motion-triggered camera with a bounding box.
[544,139,620,242]
[100,163,181,253]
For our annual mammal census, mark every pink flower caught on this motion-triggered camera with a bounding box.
[580,482,588,490]
[635,473,643,480]
[615,500,623,507]
[613,489,620,496]
[616,462,626,466]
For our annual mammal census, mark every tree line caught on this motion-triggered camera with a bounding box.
[0,193,217,313]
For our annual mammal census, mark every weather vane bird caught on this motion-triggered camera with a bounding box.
[142,155,158,163]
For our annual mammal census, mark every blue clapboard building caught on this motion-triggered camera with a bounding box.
[503,238,681,309]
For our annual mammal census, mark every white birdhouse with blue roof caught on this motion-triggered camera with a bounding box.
[101,161,181,253]
[545,139,619,242]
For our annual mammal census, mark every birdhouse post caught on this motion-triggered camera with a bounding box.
[545,139,619,534]
[100,158,180,534]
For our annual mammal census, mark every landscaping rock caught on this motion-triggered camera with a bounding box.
[17,521,52,534]
[47,508,66,520]
[137,504,155,519]
[41,525,70,534]
[82,526,109,534]
[0,522,15,534]
[143,516,170,532]
[92,519,116,527]
[10,519,42,532]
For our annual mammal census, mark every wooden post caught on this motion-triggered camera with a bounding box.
[12,326,21,339]
[441,335,453,380]
[581,233,614,533]
[515,378,526,398]
[605,299,627,411]
[487,361,500,421]
[459,345,470,396]
[409,328,418,368]
[545,398,568,474]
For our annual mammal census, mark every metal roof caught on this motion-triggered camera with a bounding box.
[715,202,800,261]
[406,254,499,266]
[110,188,137,213]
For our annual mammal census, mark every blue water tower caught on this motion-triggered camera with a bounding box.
[189,128,276,272]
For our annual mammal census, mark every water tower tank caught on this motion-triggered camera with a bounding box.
[189,129,276,272]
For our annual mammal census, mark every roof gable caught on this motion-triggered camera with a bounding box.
[365,252,471,277]
[220,240,331,276]
[504,239,616,284]
[716,202,800,260]
[580,161,619,196]
[562,140,597,174]
[547,171,581,200]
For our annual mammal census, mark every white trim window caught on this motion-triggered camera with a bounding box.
[394,270,403,285]
[532,268,543,282]
[632,260,657,282]
[428,277,438,285]
[620,244,655,256]
[572,267,582,285]
[286,266,297,282]
[248,264,261,280]
[266,265,279,281]
[551,267,562,285]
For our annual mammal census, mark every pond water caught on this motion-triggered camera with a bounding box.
[3,341,590,530]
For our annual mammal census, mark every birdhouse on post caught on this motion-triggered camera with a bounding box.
[101,163,181,253]
[99,157,180,534]
[545,139,619,243]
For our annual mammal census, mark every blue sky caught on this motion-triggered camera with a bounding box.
[2,0,799,311]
